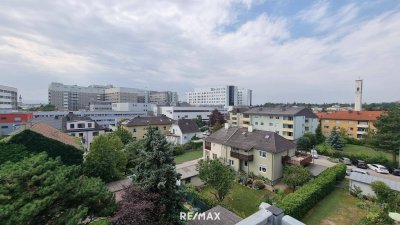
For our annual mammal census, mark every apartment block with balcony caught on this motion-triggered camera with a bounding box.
[242,106,318,141]
[0,85,18,110]
[228,107,250,127]
[317,111,382,139]
[203,125,297,184]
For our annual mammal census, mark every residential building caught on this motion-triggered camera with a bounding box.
[242,106,319,141]
[111,102,156,115]
[186,85,239,107]
[0,85,18,110]
[237,88,252,106]
[149,91,178,105]
[62,112,105,151]
[228,107,250,127]
[158,106,227,122]
[317,110,382,139]
[0,112,33,136]
[204,125,297,184]
[32,111,148,128]
[176,159,203,187]
[349,173,400,197]
[89,101,112,111]
[166,119,200,145]
[121,115,174,140]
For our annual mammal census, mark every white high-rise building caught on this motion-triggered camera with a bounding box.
[0,85,18,110]
[186,85,252,107]
[355,80,363,111]
[238,88,252,106]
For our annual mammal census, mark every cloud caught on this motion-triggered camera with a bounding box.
[0,0,399,104]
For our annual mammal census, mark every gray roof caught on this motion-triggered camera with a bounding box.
[176,159,199,179]
[188,205,242,225]
[205,127,296,153]
[123,115,174,127]
[349,173,400,191]
[244,106,317,118]
[231,107,250,114]
[177,119,200,134]
[32,117,63,130]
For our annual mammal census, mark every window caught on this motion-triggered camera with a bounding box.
[228,159,234,165]
[325,120,330,123]
[255,122,258,125]
[132,128,136,132]
[305,127,309,131]
[349,127,353,131]
[78,123,85,128]
[260,122,264,125]
[184,136,187,139]
[185,177,191,183]
[276,116,280,119]
[164,126,166,130]
[79,133,84,137]
[259,150,267,158]
[305,119,309,123]
[1,126,8,128]
[88,123,92,128]
[269,116,273,119]
[324,126,329,129]
[259,165,267,173]
[70,124,75,129]
[244,161,248,166]
[213,154,217,159]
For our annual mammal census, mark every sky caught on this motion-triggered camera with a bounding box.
[0,0,399,104]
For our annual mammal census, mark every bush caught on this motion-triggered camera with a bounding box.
[173,145,185,156]
[278,164,346,220]
[253,180,265,190]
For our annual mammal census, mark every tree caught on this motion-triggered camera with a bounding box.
[111,186,167,225]
[28,104,56,111]
[193,115,205,128]
[198,159,234,201]
[124,139,144,173]
[297,133,317,151]
[209,109,225,127]
[282,165,311,192]
[113,127,134,145]
[132,128,182,224]
[315,123,325,144]
[83,134,127,182]
[371,107,400,163]
[0,153,115,225]
[0,143,29,165]
[327,127,345,150]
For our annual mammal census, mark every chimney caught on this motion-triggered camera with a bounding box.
[224,123,230,130]
[248,125,253,132]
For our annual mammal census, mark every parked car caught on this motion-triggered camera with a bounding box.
[367,164,389,174]
[346,168,369,176]
[310,149,319,159]
[352,159,368,169]
[339,157,352,165]
[392,169,400,176]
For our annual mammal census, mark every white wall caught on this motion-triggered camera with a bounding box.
[158,106,227,121]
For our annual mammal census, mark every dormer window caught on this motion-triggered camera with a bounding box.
[78,123,85,128]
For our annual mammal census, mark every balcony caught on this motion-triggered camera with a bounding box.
[230,151,254,161]
[283,152,312,166]
[357,124,369,128]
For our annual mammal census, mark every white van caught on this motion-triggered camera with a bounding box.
[310,149,319,159]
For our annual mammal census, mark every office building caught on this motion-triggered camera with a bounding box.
[104,87,148,103]
[186,85,239,107]
[158,106,227,122]
[89,101,113,111]
[238,88,252,106]
[0,85,18,110]
[111,103,156,115]
[149,91,178,105]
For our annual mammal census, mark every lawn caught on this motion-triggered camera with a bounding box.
[302,185,367,225]
[199,182,271,218]
[343,144,392,161]
[174,149,203,164]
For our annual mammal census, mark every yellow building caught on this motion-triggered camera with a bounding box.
[228,107,250,127]
[121,115,174,140]
[317,111,382,139]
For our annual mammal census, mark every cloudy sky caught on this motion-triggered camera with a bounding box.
[0,0,399,104]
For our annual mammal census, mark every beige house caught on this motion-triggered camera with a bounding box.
[228,107,250,128]
[204,124,299,184]
[121,115,174,140]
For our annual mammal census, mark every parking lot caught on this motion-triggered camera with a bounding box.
[311,156,400,182]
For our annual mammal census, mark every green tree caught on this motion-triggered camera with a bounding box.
[327,127,345,150]
[297,133,317,151]
[0,153,115,225]
[83,134,127,182]
[193,115,205,128]
[28,104,56,111]
[282,165,311,192]
[371,107,400,163]
[315,123,325,144]
[0,143,29,165]
[209,109,225,127]
[132,128,182,224]
[124,139,144,173]
[198,159,234,201]
[113,127,134,145]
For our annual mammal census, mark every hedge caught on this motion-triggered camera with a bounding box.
[0,143,30,165]
[278,164,346,220]
[8,130,83,165]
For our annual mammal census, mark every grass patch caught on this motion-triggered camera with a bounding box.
[199,182,271,218]
[343,144,392,161]
[302,184,367,225]
[174,149,203,164]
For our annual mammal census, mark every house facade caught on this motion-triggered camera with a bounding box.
[121,115,174,140]
[228,107,250,128]
[0,112,33,136]
[316,111,382,139]
[230,106,318,141]
[204,125,297,184]
[166,119,200,145]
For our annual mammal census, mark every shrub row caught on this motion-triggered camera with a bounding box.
[278,164,346,220]
[173,141,203,156]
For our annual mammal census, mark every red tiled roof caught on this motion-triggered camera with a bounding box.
[29,123,82,149]
[316,111,383,121]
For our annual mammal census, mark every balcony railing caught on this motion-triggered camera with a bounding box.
[282,152,312,166]
[230,151,254,161]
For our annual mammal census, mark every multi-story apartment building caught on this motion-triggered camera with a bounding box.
[204,125,297,184]
[0,112,33,136]
[121,115,174,140]
[228,107,250,127]
[158,106,227,122]
[0,85,18,110]
[62,112,105,151]
[229,107,318,141]
[237,88,252,106]
[48,82,149,111]
[149,91,178,105]
[186,85,244,107]
[317,111,382,139]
